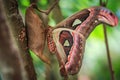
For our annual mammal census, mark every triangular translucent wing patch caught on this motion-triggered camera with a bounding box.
[72,19,82,27]
[64,40,70,46]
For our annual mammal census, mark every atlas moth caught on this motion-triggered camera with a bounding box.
[47,7,118,76]
[25,3,118,77]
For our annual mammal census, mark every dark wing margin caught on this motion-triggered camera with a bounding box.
[55,9,90,30]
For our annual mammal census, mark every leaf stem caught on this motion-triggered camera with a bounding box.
[103,24,115,80]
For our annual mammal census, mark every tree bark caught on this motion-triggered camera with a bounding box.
[0,0,27,80]
[1,0,37,80]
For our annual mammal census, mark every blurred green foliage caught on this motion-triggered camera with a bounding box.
[29,50,45,80]
[18,0,120,80]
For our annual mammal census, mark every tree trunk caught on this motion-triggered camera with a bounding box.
[0,0,37,80]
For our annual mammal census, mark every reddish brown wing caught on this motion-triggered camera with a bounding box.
[47,6,118,76]
[50,28,85,75]
[55,9,90,30]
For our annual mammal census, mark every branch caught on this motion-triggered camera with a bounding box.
[49,0,64,23]
[103,24,115,80]
[30,0,38,3]
[100,0,115,80]
[39,0,59,15]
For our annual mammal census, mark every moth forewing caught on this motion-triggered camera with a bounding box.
[25,4,50,64]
